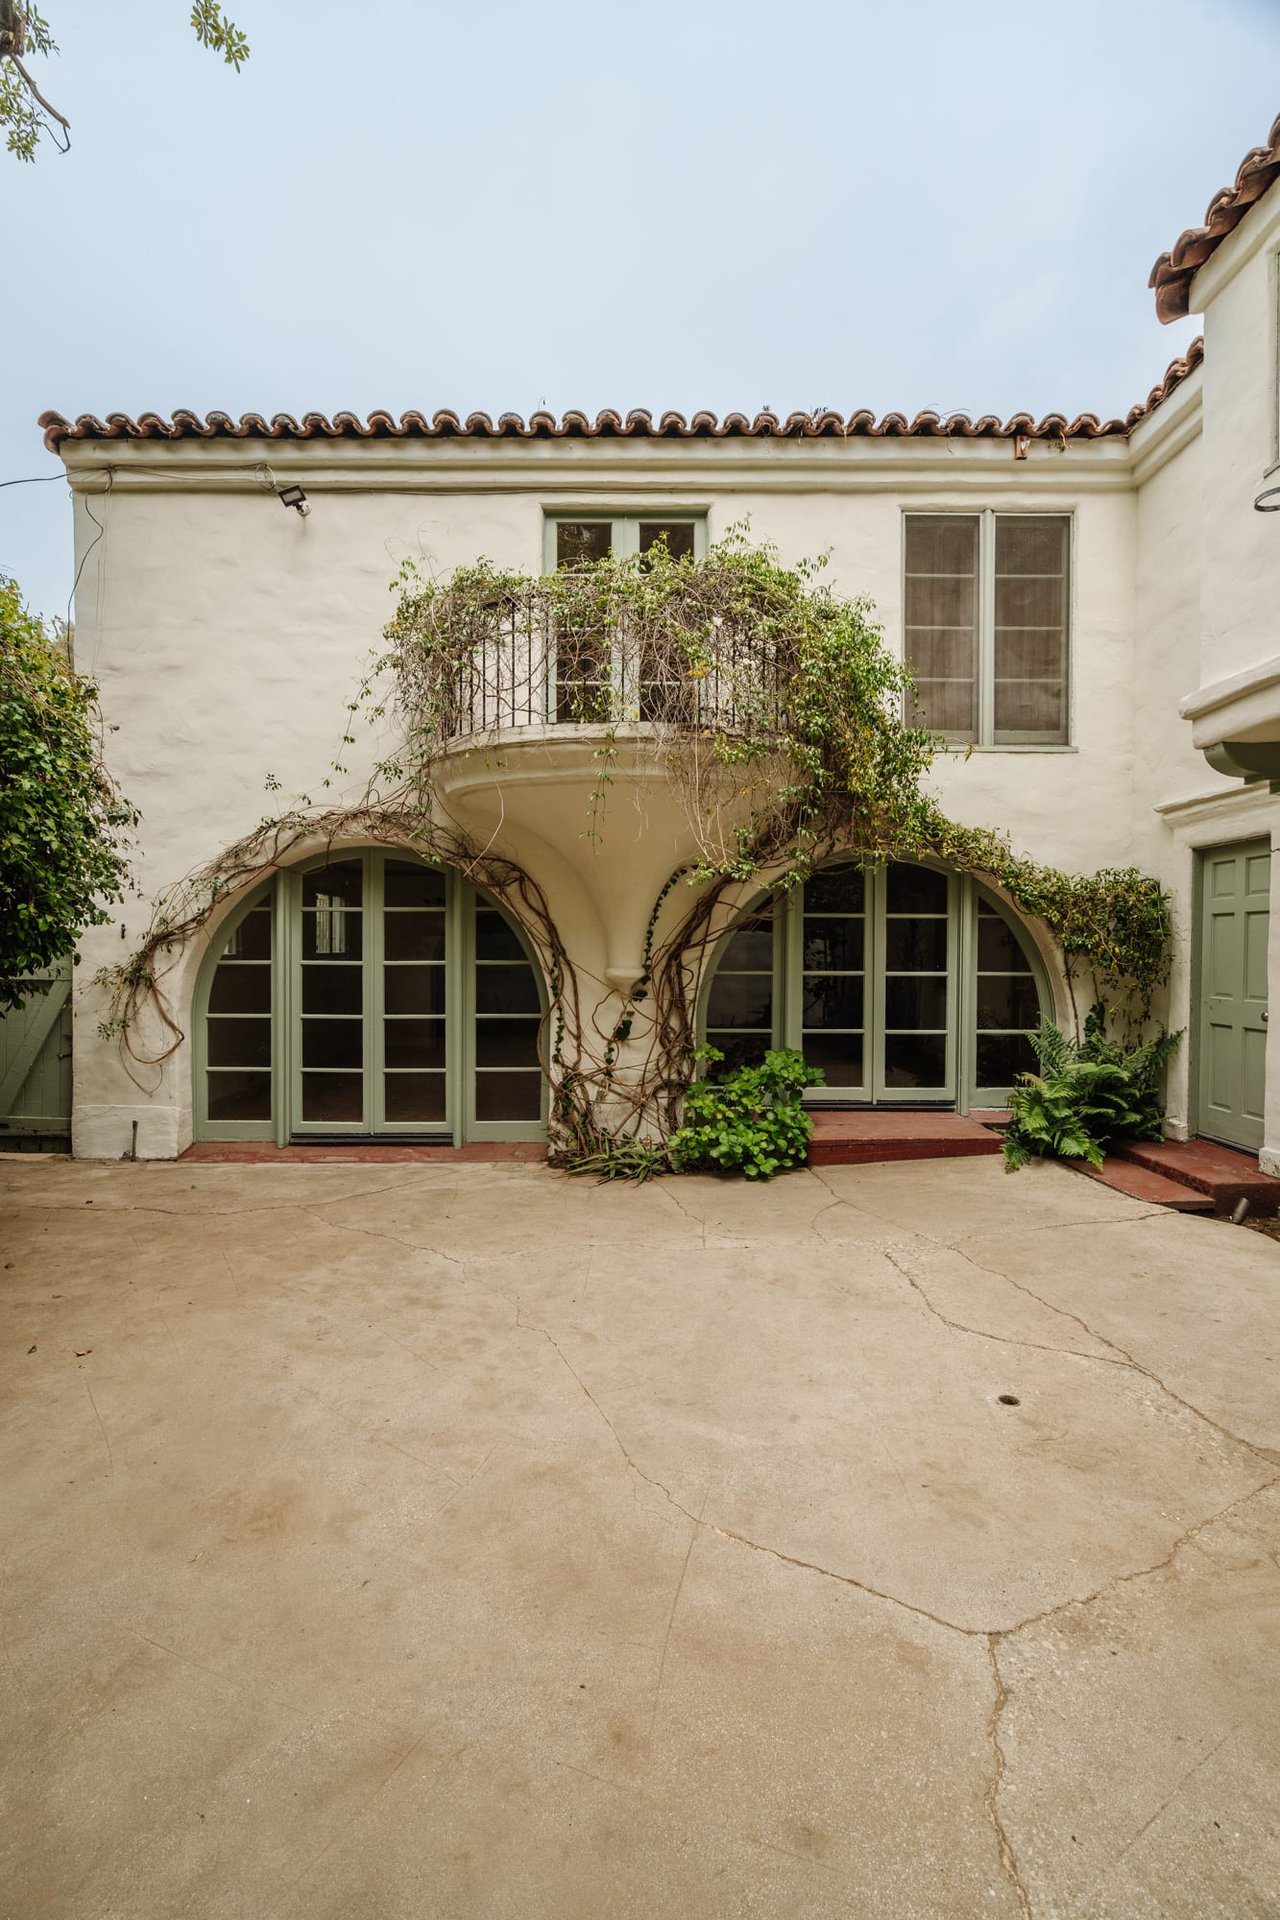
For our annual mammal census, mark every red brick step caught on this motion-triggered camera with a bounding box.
[1112,1139,1280,1217]
[807,1112,1002,1167]
[1077,1158,1215,1212]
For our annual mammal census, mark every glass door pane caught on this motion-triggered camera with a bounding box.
[299,860,364,1123]
[973,901,1040,1090]
[801,867,866,1093]
[705,906,776,1075]
[473,904,543,1122]
[206,902,273,1122]
[882,864,950,1091]
[554,521,613,721]
[383,858,448,1126]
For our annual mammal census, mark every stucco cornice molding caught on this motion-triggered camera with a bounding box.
[1127,366,1203,488]
[1153,781,1277,833]
[54,435,1142,497]
[1180,655,1280,751]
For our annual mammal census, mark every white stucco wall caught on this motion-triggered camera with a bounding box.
[1193,185,1280,698]
[54,405,1270,1160]
[1173,182,1280,1168]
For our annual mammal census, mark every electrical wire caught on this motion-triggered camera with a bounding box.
[0,472,68,490]
[66,474,113,634]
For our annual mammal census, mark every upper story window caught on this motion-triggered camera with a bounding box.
[547,513,706,572]
[544,514,707,723]
[904,511,1071,747]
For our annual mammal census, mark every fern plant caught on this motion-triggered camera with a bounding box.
[1003,1013,1181,1172]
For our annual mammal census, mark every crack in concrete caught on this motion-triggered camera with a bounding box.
[881,1244,1120,1368]
[522,1315,692,1524]
[81,1372,113,1476]
[0,1174,441,1222]
[656,1180,709,1249]
[954,1241,1280,1470]
[649,1490,707,1743]
[984,1636,1031,1920]
[998,1473,1280,1645]
[809,1167,1280,1471]
[1113,1724,1234,1865]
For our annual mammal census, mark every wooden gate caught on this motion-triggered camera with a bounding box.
[0,962,72,1152]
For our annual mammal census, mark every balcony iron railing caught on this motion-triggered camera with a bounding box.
[432,597,794,743]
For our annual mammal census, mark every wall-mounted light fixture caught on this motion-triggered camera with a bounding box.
[277,483,310,517]
[1253,485,1280,512]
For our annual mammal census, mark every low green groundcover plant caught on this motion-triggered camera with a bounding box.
[1002,1015,1180,1172]
[667,1046,824,1180]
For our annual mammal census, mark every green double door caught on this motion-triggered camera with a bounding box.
[200,852,547,1144]
[1197,840,1272,1152]
[703,862,1045,1109]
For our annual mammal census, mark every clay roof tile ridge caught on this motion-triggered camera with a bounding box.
[1150,111,1280,320]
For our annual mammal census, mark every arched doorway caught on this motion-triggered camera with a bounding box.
[194,850,547,1144]
[701,861,1049,1110]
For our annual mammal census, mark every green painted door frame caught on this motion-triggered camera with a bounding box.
[700,864,1049,1112]
[1194,839,1271,1153]
[193,853,548,1146]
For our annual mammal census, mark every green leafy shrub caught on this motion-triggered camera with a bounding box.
[1003,1015,1181,1171]
[0,577,136,1010]
[668,1046,824,1180]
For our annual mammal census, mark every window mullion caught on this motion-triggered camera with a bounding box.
[452,872,467,1147]
[367,851,383,1133]
[614,517,635,715]
[274,875,291,1147]
[869,867,886,1102]
[780,886,800,1053]
[979,511,996,748]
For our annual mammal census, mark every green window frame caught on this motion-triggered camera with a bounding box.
[543,512,709,724]
[903,510,1072,748]
[699,863,1050,1111]
[193,852,548,1146]
[543,512,708,573]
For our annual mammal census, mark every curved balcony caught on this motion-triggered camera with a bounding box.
[427,601,793,989]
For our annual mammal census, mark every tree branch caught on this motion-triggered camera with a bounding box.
[7,50,70,149]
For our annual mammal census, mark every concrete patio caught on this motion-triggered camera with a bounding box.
[2,1153,1278,1919]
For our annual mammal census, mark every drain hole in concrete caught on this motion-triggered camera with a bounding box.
[997,1393,1021,1407]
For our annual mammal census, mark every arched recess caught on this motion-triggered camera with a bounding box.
[192,848,548,1145]
[699,859,1053,1112]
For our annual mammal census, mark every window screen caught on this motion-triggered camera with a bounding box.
[993,516,1069,744]
[904,515,980,741]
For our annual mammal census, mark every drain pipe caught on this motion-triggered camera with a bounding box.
[129,1120,139,1163]
[1232,1196,1251,1225]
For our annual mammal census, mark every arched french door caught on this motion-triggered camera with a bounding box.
[194,850,547,1144]
[701,861,1048,1111]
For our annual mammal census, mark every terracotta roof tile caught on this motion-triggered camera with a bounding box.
[1150,113,1280,321]
[38,341,1204,456]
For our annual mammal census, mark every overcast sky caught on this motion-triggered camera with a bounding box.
[2,0,1278,618]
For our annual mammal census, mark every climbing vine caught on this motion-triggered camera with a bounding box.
[98,533,1173,1159]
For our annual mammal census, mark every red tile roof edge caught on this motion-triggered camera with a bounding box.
[38,340,1204,455]
[1150,113,1280,321]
